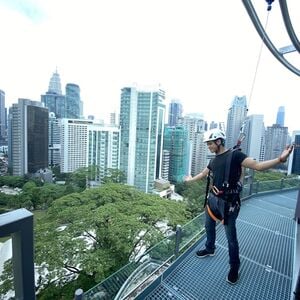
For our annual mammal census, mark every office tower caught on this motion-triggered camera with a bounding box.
[48,112,61,167]
[0,89,7,146]
[288,131,300,175]
[264,124,289,167]
[163,126,189,183]
[178,113,207,176]
[41,71,67,118]
[60,118,120,181]
[226,95,248,149]
[168,99,183,126]
[8,99,48,176]
[242,115,265,161]
[48,70,62,94]
[276,106,285,126]
[119,85,165,193]
[66,83,82,119]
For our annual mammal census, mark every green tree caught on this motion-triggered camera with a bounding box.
[67,165,100,190]
[101,168,126,184]
[14,183,189,299]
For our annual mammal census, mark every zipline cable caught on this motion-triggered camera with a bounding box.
[248,10,271,110]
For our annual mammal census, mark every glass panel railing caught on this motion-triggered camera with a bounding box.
[83,213,207,300]
[252,178,300,194]
[80,177,300,300]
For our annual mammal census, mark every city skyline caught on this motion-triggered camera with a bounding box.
[0,0,299,133]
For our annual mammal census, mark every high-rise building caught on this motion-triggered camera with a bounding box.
[226,95,248,149]
[242,114,265,161]
[178,113,207,176]
[41,71,67,118]
[48,70,62,94]
[288,130,300,175]
[8,99,49,176]
[60,118,120,181]
[0,89,7,146]
[66,83,82,119]
[264,124,289,168]
[168,99,183,126]
[163,126,189,183]
[276,106,285,126]
[48,112,61,167]
[119,85,165,193]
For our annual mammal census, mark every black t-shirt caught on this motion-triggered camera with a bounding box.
[208,149,248,190]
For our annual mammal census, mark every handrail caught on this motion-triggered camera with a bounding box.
[0,208,36,300]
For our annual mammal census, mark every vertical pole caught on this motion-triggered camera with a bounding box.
[174,225,182,258]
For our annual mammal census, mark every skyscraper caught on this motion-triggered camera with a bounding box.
[8,99,49,176]
[41,71,66,118]
[0,89,7,146]
[226,95,248,149]
[48,70,62,94]
[276,106,285,126]
[264,124,289,168]
[168,99,183,126]
[242,114,265,161]
[177,113,207,177]
[66,83,82,119]
[119,85,165,193]
[163,126,189,183]
[48,112,61,167]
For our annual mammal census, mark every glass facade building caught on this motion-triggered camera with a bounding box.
[120,86,165,193]
[163,126,189,183]
[8,99,48,176]
[226,95,248,149]
[66,83,82,119]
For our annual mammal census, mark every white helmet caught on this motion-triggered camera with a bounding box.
[203,129,226,142]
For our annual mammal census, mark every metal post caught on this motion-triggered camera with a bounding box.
[281,178,284,190]
[0,209,35,300]
[174,225,182,258]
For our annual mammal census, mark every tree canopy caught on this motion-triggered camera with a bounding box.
[32,183,190,298]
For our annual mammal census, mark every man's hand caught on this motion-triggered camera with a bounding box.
[278,144,294,163]
[184,175,192,182]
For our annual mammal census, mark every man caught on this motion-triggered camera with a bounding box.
[185,128,294,285]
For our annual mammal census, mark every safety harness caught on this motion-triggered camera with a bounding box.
[203,125,246,223]
[204,147,242,224]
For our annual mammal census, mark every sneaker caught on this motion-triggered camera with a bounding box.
[196,249,215,258]
[226,267,239,284]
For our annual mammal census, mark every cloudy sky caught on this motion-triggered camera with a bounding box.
[0,0,299,134]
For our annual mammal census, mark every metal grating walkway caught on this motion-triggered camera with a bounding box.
[135,190,298,300]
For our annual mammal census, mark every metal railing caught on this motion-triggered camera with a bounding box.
[0,208,36,300]
[76,177,300,300]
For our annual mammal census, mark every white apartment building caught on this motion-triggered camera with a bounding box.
[60,119,120,181]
